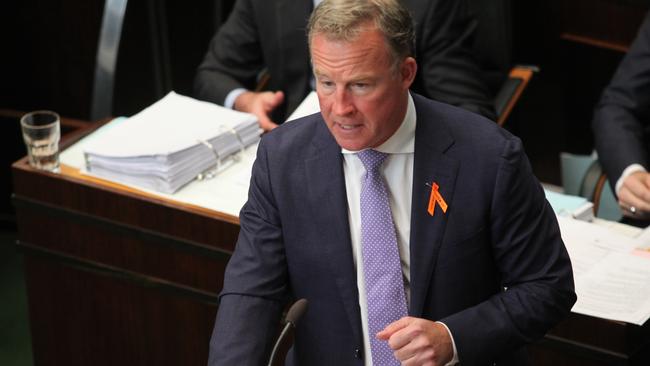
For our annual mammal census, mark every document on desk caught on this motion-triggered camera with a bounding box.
[557,216,650,325]
[59,93,262,217]
[82,91,261,194]
[61,122,257,218]
[631,226,650,258]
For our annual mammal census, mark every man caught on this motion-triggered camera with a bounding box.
[194,0,495,130]
[209,0,575,365]
[593,12,650,222]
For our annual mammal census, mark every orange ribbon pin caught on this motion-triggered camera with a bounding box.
[427,182,448,216]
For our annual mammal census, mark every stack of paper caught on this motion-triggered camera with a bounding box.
[83,92,260,193]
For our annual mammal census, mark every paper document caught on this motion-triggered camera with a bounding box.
[631,226,650,258]
[82,92,261,193]
[60,118,257,218]
[573,252,650,325]
[557,216,650,325]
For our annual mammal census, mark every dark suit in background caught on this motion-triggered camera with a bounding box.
[593,12,650,193]
[193,0,495,121]
[209,94,575,365]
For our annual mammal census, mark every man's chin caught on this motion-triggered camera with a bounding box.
[327,124,374,151]
[334,139,370,152]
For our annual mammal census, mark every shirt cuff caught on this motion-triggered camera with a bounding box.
[224,88,248,110]
[615,164,647,195]
[435,321,459,365]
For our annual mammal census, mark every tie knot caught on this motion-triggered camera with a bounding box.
[357,149,388,172]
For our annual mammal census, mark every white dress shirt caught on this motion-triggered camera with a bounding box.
[615,163,646,195]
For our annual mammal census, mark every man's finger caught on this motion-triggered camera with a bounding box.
[376,316,412,340]
[258,115,278,131]
[619,185,650,213]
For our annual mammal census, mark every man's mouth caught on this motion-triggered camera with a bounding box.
[336,122,361,130]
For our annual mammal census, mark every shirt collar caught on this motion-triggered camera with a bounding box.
[342,93,416,155]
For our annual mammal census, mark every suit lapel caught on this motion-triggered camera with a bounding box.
[304,121,363,344]
[409,96,459,316]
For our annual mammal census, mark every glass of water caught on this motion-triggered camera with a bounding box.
[20,110,61,172]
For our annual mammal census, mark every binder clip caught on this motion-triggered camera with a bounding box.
[83,152,92,172]
[226,127,246,162]
[196,139,222,180]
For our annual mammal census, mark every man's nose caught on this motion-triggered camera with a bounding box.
[332,88,355,116]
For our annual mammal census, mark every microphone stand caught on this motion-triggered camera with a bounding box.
[267,299,308,366]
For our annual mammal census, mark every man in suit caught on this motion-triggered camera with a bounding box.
[593,12,650,222]
[194,0,495,130]
[209,0,575,365]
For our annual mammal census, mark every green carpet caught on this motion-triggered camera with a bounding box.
[0,230,33,366]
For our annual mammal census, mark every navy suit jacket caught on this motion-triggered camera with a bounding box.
[209,94,575,365]
[593,11,650,192]
[193,0,495,121]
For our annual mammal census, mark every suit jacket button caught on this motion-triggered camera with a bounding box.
[354,348,362,359]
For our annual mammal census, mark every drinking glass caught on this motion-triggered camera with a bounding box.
[20,110,61,172]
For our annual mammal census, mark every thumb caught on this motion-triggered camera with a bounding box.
[272,90,285,106]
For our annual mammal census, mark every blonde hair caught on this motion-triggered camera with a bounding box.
[307,0,415,69]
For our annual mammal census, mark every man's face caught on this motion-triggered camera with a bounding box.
[311,25,417,151]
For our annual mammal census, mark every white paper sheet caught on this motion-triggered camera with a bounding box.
[557,216,650,325]
[572,252,650,325]
[84,92,258,157]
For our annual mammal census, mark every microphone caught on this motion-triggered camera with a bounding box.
[267,298,308,366]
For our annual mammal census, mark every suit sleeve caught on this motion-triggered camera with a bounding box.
[415,0,496,120]
[441,136,576,365]
[193,0,265,106]
[208,137,290,365]
[593,12,650,190]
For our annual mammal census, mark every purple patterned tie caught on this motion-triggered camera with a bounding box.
[357,149,407,365]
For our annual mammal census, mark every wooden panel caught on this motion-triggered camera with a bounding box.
[12,119,239,365]
[25,257,217,366]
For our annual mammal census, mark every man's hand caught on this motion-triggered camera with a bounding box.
[377,316,453,366]
[618,171,650,219]
[234,90,285,131]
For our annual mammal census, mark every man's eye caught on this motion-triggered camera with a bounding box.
[352,83,370,93]
[351,83,370,93]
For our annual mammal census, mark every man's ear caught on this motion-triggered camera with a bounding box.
[400,57,417,89]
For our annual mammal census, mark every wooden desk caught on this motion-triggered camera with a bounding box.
[12,121,239,365]
[12,120,650,365]
[531,313,650,365]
